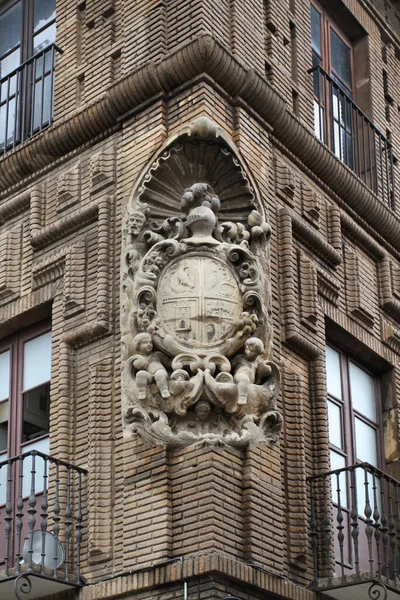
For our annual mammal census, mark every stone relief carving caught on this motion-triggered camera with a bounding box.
[122,183,281,448]
[121,121,281,448]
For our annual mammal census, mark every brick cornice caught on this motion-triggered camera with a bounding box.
[78,552,316,600]
[1,34,399,251]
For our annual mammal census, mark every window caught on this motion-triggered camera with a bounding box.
[326,344,384,571]
[0,324,51,503]
[0,0,57,154]
[326,344,381,477]
[309,2,396,209]
[311,2,355,168]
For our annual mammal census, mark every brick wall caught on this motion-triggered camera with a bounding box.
[1,0,400,599]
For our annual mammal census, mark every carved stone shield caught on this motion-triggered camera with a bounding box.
[157,255,242,351]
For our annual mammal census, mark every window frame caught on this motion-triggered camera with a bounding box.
[310,0,359,169]
[0,321,52,462]
[0,0,57,152]
[311,1,355,95]
[0,0,57,62]
[326,343,385,473]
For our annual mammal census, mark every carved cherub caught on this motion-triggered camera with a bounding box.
[163,369,203,416]
[131,333,170,400]
[185,400,217,435]
[232,337,268,405]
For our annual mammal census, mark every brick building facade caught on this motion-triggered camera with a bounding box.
[1,0,400,599]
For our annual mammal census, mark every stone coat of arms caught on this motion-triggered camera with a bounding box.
[121,178,281,448]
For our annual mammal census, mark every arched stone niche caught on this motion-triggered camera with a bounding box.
[121,117,282,448]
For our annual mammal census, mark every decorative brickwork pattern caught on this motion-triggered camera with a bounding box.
[0,0,400,599]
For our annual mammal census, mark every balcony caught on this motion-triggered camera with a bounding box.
[0,44,62,158]
[0,450,86,599]
[309,65,396,211]
[309,463,400,600]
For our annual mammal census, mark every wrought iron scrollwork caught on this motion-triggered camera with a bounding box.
[368,582,388,600]
[14,574,32,600]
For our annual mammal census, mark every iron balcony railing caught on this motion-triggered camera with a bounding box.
[309,462,400,590]
[0,450,86,589]
[309,65,396,211]
[0,43,62,157]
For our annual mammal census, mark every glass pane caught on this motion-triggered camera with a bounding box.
[33,47,54,79]
[32,79,43,131]
[326,346,342,399]
[6,96,16,142]
[23,331,52,391]
[330,29,352,90]
[349,362,376,421]
[1,49,20,80]
[345,132,354,169]
[22,382,50,443]
[327,400,342,448]
[355,417,378,466]
[0,426,7,453]
[22,437,50,497]
[312,56,321,97]
[32,74,53,131]
[33,23,56,55]
[333,121,342,160]
[0,2,22,59]
[313,99,324,141]
[42,75,52,123]
[0,402,8,424]
[0,401,9,452]
[311,6,321,55]
[34,0,56,33]
[0,98,18,149]
[330,450,347,507]
[0,350,10,401]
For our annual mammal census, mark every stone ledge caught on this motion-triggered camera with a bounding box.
[79,553,316,600]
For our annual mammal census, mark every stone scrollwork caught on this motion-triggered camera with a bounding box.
[121,129,281,448]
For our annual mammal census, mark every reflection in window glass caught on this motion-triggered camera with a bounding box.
[23,331,52,390]
[355,417,378,466]
[22,437,50,498]
[22,382,50,443]
[326,346,342,399]
[33,23,56,54]
[34,0,56,33]
[311,5,321,55]
[330,29,352,90]
[1,49,20,79]
[314,99,324,141]
[327,400,342,449]
[0,2,22,60]
[350,362,376,422]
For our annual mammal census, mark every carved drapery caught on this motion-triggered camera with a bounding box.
[121,117,281,448]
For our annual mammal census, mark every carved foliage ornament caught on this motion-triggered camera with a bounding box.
[121,129,281,448]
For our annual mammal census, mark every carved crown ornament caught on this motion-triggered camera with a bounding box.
[121,118,282,448]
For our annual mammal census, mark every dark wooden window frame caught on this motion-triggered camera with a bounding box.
[0,0,57,70]
[0,320,51,462]
[0,0,57,151]
[311,0,355,95]
[311,0,358,167]
[326,343,385,570]
[327,343,384,471]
